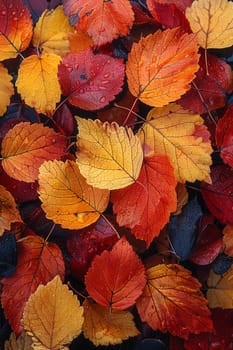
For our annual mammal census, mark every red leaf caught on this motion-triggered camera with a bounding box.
[85,237,146,310]
[216,104,233,167]
[147,0,192,21]
[111,155,177,247]
[58,48,125,110]
[131,1,157,25]
[179,52,233,114]
[1,235,65,335]
[53,103,75,136]
[201,165,233,224]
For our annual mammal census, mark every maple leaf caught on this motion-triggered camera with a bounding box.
[1,122,67,182]
[0,185,22,235]
[126,27,199,107]
[58,48,125,111]
[33,5,74,58]
[0,63,14,117]
[207,265,233,308]
[186,0,233,49]
[63,0,134,46]
[111,154,177,247]
[136,264,213,339]
[76,118,143,190]
[85,237,146,310]
[1,235,65,335]
[15,53,61,115]
[4,332,33,350]
[216,105,233,168]
[23,275,84,350]
[137,103,213,183]
[0,0,33,60]
[223,224,233,258]
[38,160,109,229]
[83,299,140,346]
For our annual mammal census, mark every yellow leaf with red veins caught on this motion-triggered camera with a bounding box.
[137,103,213,183]
[0,185,22,236]
[0,64,14,116]
[16,53,61,115]
[207,266,233,308]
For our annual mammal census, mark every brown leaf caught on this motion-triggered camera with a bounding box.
[0,185,22,236]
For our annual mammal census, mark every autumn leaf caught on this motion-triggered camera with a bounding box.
[68,29,93,53]
[23,275,84,350]
[1,235,65,335]
[1,122,67,182]
[137,103,213,183]
[0,0,33,60]
[0,64,14,117]
[126,28,199,107]
[63,0,134,46]
[0,185,22,236]
[76,118,143,190]
[136,264,213,339]
[38,160,109,229]
[85,237,146,309]
[4,332,33,350]
[147,0,192,20]
[16,53,61,115]
[186,0,233,49]
[33,5,74,58]
[111,155,177,247]
[223,224,233,257]
[58,48,125,110]
[207,265,233,308]
[216,105,233,168]
[83,299,140,346]
[174,183,188,215]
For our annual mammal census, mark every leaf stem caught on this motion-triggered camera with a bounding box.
[204,48,209,76]
[122,97,139,126]
[100,214,120,239]
[45,223,56,242]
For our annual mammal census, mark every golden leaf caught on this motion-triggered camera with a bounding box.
[83,300,140,346]
[186,0,233,49]
[0,63,14,116]
[38,160,109,229]
[0,185,22,236]
[4,332,32,350]
[137,103,213,183]
[15,53,61,115]
[76,118,143,190]
[23,276,84,350]
[207,266,233,308]
[174,183,189,215]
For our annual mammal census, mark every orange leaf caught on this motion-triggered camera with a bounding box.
[85,237,146,310]
[207,266,233,308]
[1,122,67,182]
[126,27,199,107]
[0,63,14,116]
[0,0,33,60]
[1,235,65,335]
[23,275,84,349]
[63,0,134,46]
[223,224,233,257]
[15,53,61,115]
[38,160,109,229]
[0,185,22,235]
[68,29,93,53]
[83,299,140,346]
[137,103,213,183]
[136,264,213,339]
[111,155,177,247]
[76,118,143,190]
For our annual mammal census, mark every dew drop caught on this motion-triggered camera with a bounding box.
[1,10,6,15]
[98,85,107,90]
[13,17,18,21]
[12,10,16,15]
[79,88,84,94]
[67,66,72,73]
[104,73,110,78]
[101,80,110,85]
[99,96,106,103]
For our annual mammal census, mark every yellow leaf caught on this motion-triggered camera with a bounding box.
[207,266,233,308]
[16,53,61,115]
[4,332,33,350]
[83,300,140,346]
[38,160,109,229]
[23,276,84,350]
[0,185,22,236]
[137,103,213,183]
[0,63,14,116]
[33,6,74,58]
[186,0,233,49]
[76,118,143,190]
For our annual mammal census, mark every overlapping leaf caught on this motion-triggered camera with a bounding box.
[83,300,139,346]
[58,48,125,110]
[1,122,67,182]
[4,332,33,350]
[137,103,213,183]
[0,185,22,235]
[63,0,134,46]
[1,235,65,335]
[126,28,199,107]
[0,64,14,117]
[111,155,177,247]
[216,105,233,167]
[38,160,109,229]
[23,275,84,350]
[85,237,146,309]
[0,0,33,60]
[16,53,61,115]
[207,266,233,308]
[76,118,143,190]
[136,264,213,339]
[223,224,233,257]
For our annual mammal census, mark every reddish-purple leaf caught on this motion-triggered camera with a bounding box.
[53,103,75,136]
[216,104,233,167]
